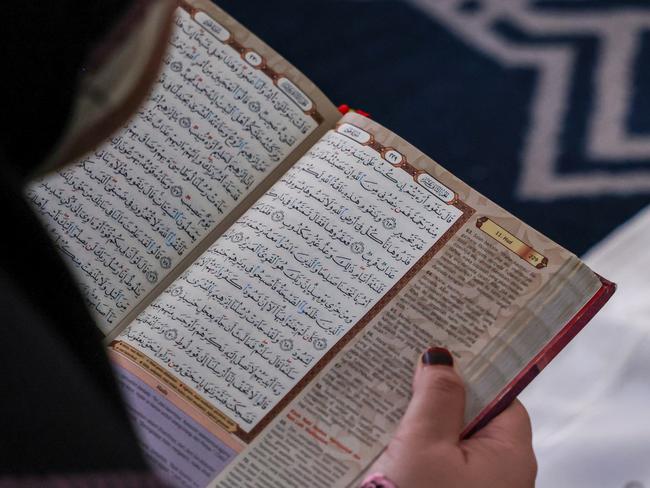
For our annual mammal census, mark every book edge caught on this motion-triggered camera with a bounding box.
[460,275,617,438]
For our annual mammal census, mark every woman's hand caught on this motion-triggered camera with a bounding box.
[365,347,537,488]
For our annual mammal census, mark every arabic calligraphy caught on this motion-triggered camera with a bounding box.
[120,128,463,431]
[26,8,318,332]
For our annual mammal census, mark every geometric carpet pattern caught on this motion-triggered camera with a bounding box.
[217,0,650,255]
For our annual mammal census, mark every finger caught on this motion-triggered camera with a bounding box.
[472,399,533,447]
[397,347,466,444]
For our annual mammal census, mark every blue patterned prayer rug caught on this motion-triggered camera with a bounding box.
[216,0,650,255]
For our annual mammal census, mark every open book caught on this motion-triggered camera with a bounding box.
[26,2,615,487]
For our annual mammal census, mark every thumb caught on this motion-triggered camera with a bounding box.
[397,347,466,444]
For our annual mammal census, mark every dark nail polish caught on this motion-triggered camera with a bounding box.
[422,347,454,366]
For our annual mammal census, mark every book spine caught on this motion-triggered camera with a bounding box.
[461,276,617,438]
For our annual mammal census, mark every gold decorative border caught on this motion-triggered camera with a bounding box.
[111,340,239,433]
[476,217,548,269]
[179,2,324,124]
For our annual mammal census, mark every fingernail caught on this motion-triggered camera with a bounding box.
[422,347,454,366]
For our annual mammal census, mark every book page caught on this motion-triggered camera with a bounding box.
[109,113,603,487]
[209,114,601,487]
[108,113,475,486]
[25,1,340,336]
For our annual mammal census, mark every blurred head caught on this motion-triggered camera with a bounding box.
[1,0,175,181]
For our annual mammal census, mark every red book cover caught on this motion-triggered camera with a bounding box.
[462,276,617,438]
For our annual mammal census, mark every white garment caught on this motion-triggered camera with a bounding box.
[521,206,650,488]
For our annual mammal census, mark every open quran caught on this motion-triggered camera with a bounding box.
[26,2,615,487]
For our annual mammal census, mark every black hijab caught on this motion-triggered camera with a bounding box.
[0,0,165,479]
